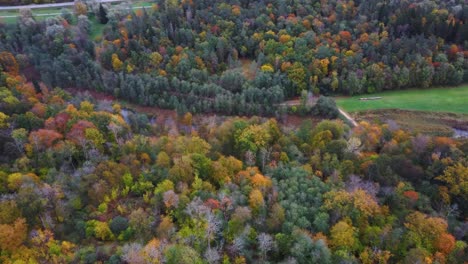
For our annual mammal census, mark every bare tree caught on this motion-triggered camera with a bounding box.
[204,247,221,264]
[259,147,272,171]
[347,137,362,153]
[163,190,179,209]
[230,236,245,255]
[122,243,145,264]
[245,150,256,167]
[411,134,430,154]
[205,211,222,251]
[257,233,274,262]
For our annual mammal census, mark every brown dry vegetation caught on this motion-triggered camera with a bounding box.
[354,109,468,136]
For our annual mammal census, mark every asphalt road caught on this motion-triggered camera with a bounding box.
[0,0,122,10]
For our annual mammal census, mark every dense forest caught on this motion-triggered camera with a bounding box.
[0,0,467,263]
[0,63,467,263]
[0,0,467,115]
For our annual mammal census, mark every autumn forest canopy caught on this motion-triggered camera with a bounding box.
[0,0,467,114]
[0,0,467,263]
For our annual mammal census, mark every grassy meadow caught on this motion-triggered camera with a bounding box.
[336,85,468,114]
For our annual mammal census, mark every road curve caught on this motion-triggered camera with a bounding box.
[0,0,122,10]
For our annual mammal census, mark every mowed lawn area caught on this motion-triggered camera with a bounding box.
[0,7,66,23]
[336,85,468,114]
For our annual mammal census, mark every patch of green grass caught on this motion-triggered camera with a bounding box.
[90,16,106,40]
[0,7,66,23]
[336,85,468,114]
[0,7,63,16]
[0,16,17,23]
[132,1,154,8]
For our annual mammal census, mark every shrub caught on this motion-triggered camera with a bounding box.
[312,96,339,119]
[110,216,129,235]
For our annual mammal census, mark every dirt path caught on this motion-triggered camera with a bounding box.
[338,108,358,127]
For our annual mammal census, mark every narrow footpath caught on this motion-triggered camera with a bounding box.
[338,108,358,127]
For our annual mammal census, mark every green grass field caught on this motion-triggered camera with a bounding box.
[132,2,154,8]
[0,7,66,23]
[336,85,468,114]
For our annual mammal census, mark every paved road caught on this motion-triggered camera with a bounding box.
[0,0,122,10]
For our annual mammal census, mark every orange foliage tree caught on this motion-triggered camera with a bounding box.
[29,129,63,151]
[0,52,19,76]
[0,218,27,252]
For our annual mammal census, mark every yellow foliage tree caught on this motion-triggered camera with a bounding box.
[436,163,468,200]
[0,200,21,225]
[311,130,333,150]
[236,125,271,153]
[150,52,163,67]
[287,62,307,94]
[0,218,27,252]
[80,100,94,113]
[0,112,9,128]
[404,211,448,253]
[94,221,114,241]
[156,151,171,168]
[85,128,105,146]
[261,64,275,72]
[250,173,272,190]
[112,53,123,71]
[323,189,380,220]
[30,229,76,262]
[279,34,292,43]
[330,219,358,251]
[249,189,264,213]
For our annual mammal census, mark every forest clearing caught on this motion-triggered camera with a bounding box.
[336,85,468,114]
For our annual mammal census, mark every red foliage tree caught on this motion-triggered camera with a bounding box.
[204,198,221,210]
[29,129,63,150]
[66,120,95,145]
[45,112,71,133]
[403,190,419,202]
[339,31,352,42]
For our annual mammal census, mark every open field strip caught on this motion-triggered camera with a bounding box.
[336,85,468,114]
